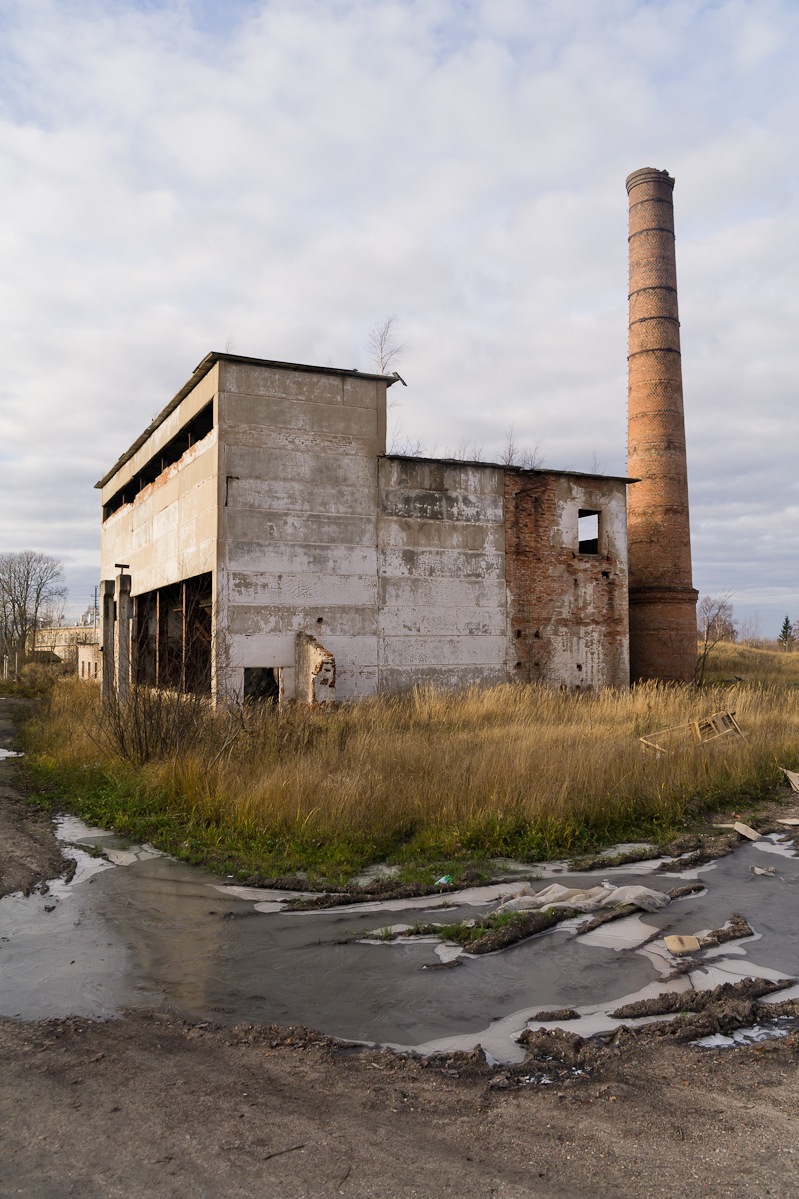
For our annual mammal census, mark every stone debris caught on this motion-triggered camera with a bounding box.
[698,914,753,946]
[733,821,761,841]
[716,821,761,841]
[664,935,701,955]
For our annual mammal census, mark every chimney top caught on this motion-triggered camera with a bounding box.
[625,167,674,194]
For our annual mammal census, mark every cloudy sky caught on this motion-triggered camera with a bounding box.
[1,0,797,634]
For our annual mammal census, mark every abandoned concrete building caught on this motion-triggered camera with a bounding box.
[96,167,697,701]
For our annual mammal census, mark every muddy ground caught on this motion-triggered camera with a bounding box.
[0,698,64,901]
[2,700,799,1198]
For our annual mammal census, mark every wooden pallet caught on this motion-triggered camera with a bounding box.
[640,710,743,754]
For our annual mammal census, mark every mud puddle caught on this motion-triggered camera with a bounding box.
[2,818,799,1062]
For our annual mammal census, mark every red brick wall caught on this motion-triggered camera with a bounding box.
[504,471,629,688]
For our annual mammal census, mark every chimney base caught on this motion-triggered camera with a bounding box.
[629,585,699,683]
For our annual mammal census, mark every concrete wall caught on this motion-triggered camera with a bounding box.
[97,355,632,701]
[77,642,102,681]
[217,361,388,700]
[99,367,218,596]
[377,458,508,691]
[504,471,630,689]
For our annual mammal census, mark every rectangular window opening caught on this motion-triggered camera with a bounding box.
[578,509,600,554]
[103,401,214,521]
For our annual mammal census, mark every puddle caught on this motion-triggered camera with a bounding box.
[1,818,798,1062]
[0,748,22,760]
[693,1018,799,1048]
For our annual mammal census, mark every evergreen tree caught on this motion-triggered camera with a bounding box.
[778,615,795,651]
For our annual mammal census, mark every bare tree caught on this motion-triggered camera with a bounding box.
[447,437,484,462]
[500,425,544,470]
[696,592,736,685]
[738,612,761,645]
[388,424,426,457]
[368,316,407,375]
[0,551,67,665]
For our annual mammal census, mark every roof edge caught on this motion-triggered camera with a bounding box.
[383,454,637,485]
[96,352,400,489]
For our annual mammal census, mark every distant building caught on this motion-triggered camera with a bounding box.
[30,623,98,670]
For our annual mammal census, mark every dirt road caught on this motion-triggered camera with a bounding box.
[1,697,798,1198]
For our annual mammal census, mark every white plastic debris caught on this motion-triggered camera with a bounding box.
[494,881,670,915]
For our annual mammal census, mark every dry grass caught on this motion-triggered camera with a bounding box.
[701,640,799,686]
[23,675,799,881]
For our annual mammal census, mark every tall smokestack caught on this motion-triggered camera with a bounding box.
[626,167,698,682]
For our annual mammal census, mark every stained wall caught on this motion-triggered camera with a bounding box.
[377,458,507,691]
[98,366,219,596]
[217,359,388,700]
[98,356,631,701]
[504,471,630,688]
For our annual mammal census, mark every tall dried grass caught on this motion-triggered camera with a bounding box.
[25,676,799,875]
[701,640,799,686]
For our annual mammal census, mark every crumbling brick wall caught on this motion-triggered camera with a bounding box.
[295,632,336,705]
[504,471,629,689]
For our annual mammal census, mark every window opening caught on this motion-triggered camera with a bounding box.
[103,401,214,520]
[578,509,600,554]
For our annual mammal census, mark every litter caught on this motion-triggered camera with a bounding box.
[780,768,799,793]
[494,881,670,915]
[750,865,778,877]
[717,821,761,841]
[640,710,744,754]
[733,822,760,841]
[664,934,700,955]
[434,875,452,886]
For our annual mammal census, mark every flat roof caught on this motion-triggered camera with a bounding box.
[96,351,400,489]
[384,454,637,485]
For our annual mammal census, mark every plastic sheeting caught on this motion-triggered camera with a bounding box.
[494,881,671,914]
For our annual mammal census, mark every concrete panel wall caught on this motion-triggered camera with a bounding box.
[377,458,508,692]
[99,369,217,504]
[99,372,219,597]
[97,356,632,702]
[217,361,388,700]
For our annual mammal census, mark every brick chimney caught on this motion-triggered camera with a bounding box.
[626,167,698,682]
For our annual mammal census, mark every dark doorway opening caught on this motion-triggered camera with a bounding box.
[243,667,280,703]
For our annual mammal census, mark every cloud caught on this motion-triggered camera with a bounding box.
[0,0,797,627]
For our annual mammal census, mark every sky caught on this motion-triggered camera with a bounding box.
[0,0,797,635]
